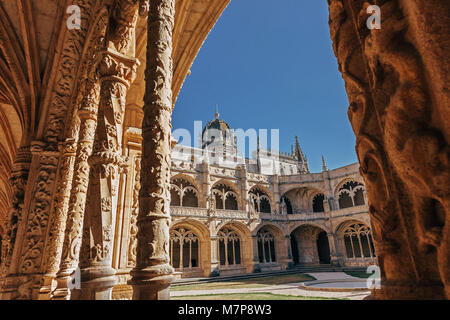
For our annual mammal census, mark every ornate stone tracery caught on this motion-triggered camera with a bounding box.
[169,228,199,270]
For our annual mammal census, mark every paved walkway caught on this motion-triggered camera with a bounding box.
[170,272,371,300]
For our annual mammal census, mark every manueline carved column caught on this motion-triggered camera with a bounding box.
[52,79,101,300]
[327,233,339,266]
[129,0,175,300]
[284,235,293,268]
[38,137,78,300]
[251,235,260,271]
[79,49,137,300]
[0,147,31,299]
[328,0,449,299]
[76,0,140,300]
[209,236,220,276]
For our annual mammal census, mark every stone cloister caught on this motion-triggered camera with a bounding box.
[0,0,448,300]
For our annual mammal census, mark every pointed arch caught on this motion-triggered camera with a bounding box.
[249,185,272,214]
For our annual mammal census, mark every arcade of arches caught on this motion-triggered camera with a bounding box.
[0,0,448,300]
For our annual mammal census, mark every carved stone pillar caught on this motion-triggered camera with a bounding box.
[328,0,449,299]
[238,166,249,213]
[272,175,280,214]
[251,235,260,271]
[284,235,294,268]
[210,236,219,276]
[78,49,137,300]
[52,80,100,300]
[129,0,175,300]
[327,233,339,266]
[0,147,31,299]
[202,161,212,210]
[38,138,78,300]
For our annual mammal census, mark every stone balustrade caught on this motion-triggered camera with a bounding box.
[170,205,368,223]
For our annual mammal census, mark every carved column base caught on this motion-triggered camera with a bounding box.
[330,255,340,267]
[79,266,117,300]
[128,265,174,300]
[210,263,220,277]
[0,276,20,300]
[38,275,56,300]
[52,273,73,300]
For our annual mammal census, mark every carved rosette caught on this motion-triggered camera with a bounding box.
[129,0,175,300]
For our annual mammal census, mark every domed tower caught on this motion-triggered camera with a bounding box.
[201,107,237,156]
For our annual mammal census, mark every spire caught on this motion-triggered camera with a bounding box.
[322,155,328,171]
[215,104,220,119]
[295,136,302,160]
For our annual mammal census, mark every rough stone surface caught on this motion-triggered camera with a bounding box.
[0,0,448,300]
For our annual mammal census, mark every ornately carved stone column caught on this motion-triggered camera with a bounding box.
[202,161,212,210]
[38,138,78,300]
[78,49,137,300]
[272,175,280,214]
[251,235,260,271]
[284,235,294,268]
[52,80,101,300]
[327,233,339,266]
[128,0,175,300]
[209,236,220,276]
[0,147,31,299]
[328,0,449,299]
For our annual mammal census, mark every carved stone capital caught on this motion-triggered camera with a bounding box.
[99,49,139,88]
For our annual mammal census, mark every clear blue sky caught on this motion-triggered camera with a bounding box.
[172,0,357,173]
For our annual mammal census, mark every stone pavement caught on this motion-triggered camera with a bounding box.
[170,272,371,300]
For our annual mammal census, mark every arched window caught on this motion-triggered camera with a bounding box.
[170,178,199,208]
[170,228,199,270]
[212,183,238,211]
[353,188,365,206]
[257,229,276,263]
[344,224,375,259]
[249,187,271,213]
[338,181,365,209]
[280,196,293,214]
[312,194,325,212]
[218,228,241,266]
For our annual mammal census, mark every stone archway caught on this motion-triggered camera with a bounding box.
[290,225,330,265]
[169,219,211,278]
[317,231,331,264]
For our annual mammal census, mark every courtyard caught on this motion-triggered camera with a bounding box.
[170,272,371,300]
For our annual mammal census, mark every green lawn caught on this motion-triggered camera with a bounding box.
[171,273,316,292]
[344,271,371,278]
[172,292,346,300]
